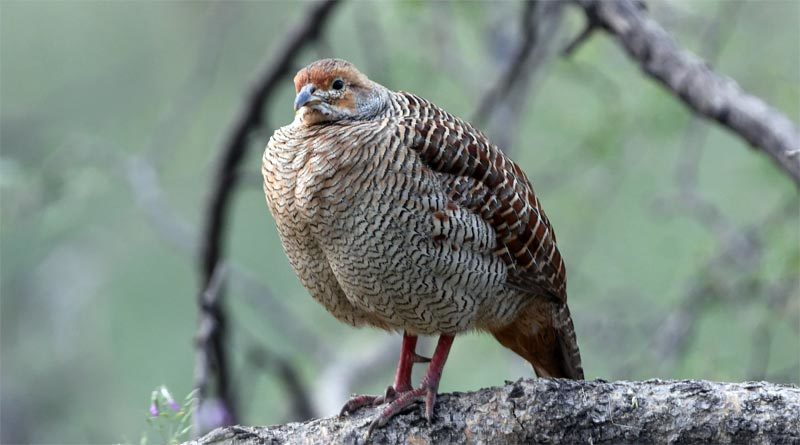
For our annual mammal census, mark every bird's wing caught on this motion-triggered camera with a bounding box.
[394,92,567,303]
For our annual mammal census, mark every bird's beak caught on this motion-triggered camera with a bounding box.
[294,84,319,111]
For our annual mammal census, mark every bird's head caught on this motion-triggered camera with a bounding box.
[292,59,387,125]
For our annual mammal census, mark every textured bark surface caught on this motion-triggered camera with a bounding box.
[187,378,800,445]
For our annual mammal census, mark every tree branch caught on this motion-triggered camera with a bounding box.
[194,0,340,432]
[189,378,800,445]
[570,0,800,185]
[471,0,548,127]
[475,0,565,156]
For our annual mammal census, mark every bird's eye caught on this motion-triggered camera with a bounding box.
[331,79,345,91]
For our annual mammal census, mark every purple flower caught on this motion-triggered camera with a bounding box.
[149,402,159,417]
[160,386,180,412]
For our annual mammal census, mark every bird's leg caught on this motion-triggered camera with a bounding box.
[339,331,429,416]
[366,335,454,438]
[391,331,431,393]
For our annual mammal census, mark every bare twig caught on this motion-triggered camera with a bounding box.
[571,0,800,184]
[195,0,340,430]
[471,1,560,129]
[122,154,322,356]
[122,152,321,429]
[199,0,340,285]
[646,2,789,377]
[242,340,316,422]
[671,0,744,235]
[478,1,565,155]
[194,263,234,432]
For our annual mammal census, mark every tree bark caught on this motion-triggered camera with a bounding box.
[186,378,800,445]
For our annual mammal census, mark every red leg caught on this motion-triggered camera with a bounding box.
[367,335,454,438]
[340,332,429,416]
[393,332,431,392]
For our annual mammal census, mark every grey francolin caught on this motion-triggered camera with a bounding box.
[262,58,583,434]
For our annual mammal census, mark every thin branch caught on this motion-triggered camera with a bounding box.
[243,341,315,422]
[122,154,323,356]
[571,0,800,184]
[480,1,565,155]
[195,0,340,430]
[199,0,340,286]
[117,149,323,430]
[194,263,234,431]
[471,0,550,127]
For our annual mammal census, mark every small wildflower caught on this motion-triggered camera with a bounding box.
[160,386,180,412]
[149,389,160,417]
[149,402,159,417]
[144,385,196,445]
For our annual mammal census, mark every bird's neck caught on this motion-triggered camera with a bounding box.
[354,82,391,120]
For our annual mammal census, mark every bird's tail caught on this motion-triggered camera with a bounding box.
[490,301,584,379]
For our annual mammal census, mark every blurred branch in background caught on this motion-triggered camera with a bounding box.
[476,0,564,156]
[472,1,562,154]
[568,0,800,184]
[194,0,340,433]
[644,1,799,379]
[122,153,323,424]
[241,331,315,422]
[124,157,322,353]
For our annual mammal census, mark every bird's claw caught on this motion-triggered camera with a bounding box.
[364,385,437,441]
[339,384,406,417]
[339,394,381,417]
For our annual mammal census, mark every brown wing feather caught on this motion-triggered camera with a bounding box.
[396,92,566,301]
[395,92,583,379]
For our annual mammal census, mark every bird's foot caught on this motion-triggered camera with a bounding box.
[365,382,438,440]
[339,384,411,416]
[339,394,381,416]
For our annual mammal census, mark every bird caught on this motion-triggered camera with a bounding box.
[262,58,583,435]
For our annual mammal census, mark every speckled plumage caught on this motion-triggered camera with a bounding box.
[262,59,583,381]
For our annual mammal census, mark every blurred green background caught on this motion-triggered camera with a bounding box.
[1,0,798,443]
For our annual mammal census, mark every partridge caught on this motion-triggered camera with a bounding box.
[262,58,583,434]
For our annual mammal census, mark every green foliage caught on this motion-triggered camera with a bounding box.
[140,386,197,445]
